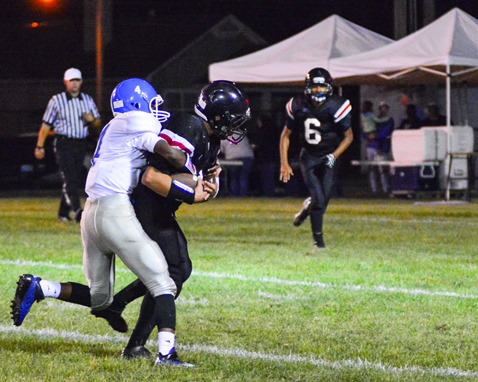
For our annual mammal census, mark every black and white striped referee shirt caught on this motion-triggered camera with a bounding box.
[42,92,100,139]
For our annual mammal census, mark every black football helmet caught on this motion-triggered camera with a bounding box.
[304,67,333,104]
[194,80,251,144]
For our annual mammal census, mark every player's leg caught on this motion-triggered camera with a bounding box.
[81,200,116,311]
[10,274,126,331]
[293,196,312,227]
[310,165,335,248]
[111,219,190,316]
[122,221,193,366]
[98,195,194,365]
[300,151,328,249]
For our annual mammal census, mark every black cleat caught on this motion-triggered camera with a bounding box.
[293,197,311,227]
[313,232,326,249]
[11,274,44,326]
[92,306,128,333]
[121,346,153,359]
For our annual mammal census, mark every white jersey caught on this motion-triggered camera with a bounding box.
[85,111,163,200]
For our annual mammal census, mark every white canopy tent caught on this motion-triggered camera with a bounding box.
[329,8,478,199]
[209,14,393,83]
[329,8,478,127]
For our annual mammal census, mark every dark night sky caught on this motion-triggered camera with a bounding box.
[1,0,477,79]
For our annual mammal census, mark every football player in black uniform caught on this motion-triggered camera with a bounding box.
[10,81,251,367]
[116,80,250,362]
[279,68,353,249]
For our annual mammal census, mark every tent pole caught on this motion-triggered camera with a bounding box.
[445,65,451,201]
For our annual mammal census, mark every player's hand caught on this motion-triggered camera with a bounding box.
[194,181,210,203]
[325,153,335,168]
[279,163,294,183]
[202,179,217,196]
[204,162,222,178]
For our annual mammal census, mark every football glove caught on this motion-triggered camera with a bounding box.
[325,153,335,168]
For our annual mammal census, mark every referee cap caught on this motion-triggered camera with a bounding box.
[64,68,82,81]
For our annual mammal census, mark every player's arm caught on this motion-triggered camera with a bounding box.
[34,122,52,160]
[331,127,353,159]
[279,126,294,183]
[141,166,202,204]
[153,139,196,174]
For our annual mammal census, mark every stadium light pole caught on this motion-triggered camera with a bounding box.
[95,0,104,112]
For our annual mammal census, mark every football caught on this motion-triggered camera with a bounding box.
[171,173,198,189]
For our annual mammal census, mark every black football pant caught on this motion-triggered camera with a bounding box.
[299,150,335,238]
[54,137,87,218]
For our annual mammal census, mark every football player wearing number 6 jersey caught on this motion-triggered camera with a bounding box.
[279,68,353,250]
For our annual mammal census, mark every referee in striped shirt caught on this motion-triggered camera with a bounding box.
[34,68,101,222]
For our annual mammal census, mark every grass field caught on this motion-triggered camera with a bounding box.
[1,196,477,381]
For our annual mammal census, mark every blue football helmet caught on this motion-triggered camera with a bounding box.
[194,80,251,144]
[110,78,170,122]
[304,68,333,104]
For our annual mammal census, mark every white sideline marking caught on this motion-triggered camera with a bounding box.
[327,215,478,226]
[0,325,477,378]
[194,271,478,300]
[2,259,477,300]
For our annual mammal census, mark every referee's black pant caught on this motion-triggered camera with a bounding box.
[54,136,87,218]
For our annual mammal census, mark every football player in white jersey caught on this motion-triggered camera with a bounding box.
[11,80,251,367]
[11,78,199,365]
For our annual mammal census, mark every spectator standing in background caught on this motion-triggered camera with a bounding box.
[360,100,376,135]
[398,94,423,130]
[399,104,423,130]
[361,100,380,194]
[34,68,101,222]
[422,103,447,126]
[249,114,280,197]
[220,133,254,196]
[371,102,394,194]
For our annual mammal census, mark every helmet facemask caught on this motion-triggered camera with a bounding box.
[149,95,170,123]
[305,83,333,104]
[212,109,250,144]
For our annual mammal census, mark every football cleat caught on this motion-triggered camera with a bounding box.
[154,348,195,368]
[11,274,44,326]
[293,197,312,227]
[121,346,152,359]
[313,232,326,249]
[91,306,128,333]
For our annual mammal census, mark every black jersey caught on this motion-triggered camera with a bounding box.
[285,94,352,157]
[132,112,219,216]
[150,112,220,175]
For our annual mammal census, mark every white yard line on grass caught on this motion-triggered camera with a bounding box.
[2,259,477,300]
[195,271,478,299]
[327,215,478,226]
[0,325,476,379]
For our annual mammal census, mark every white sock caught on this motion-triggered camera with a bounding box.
[158,331,175,356]
[39,280,61,298]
